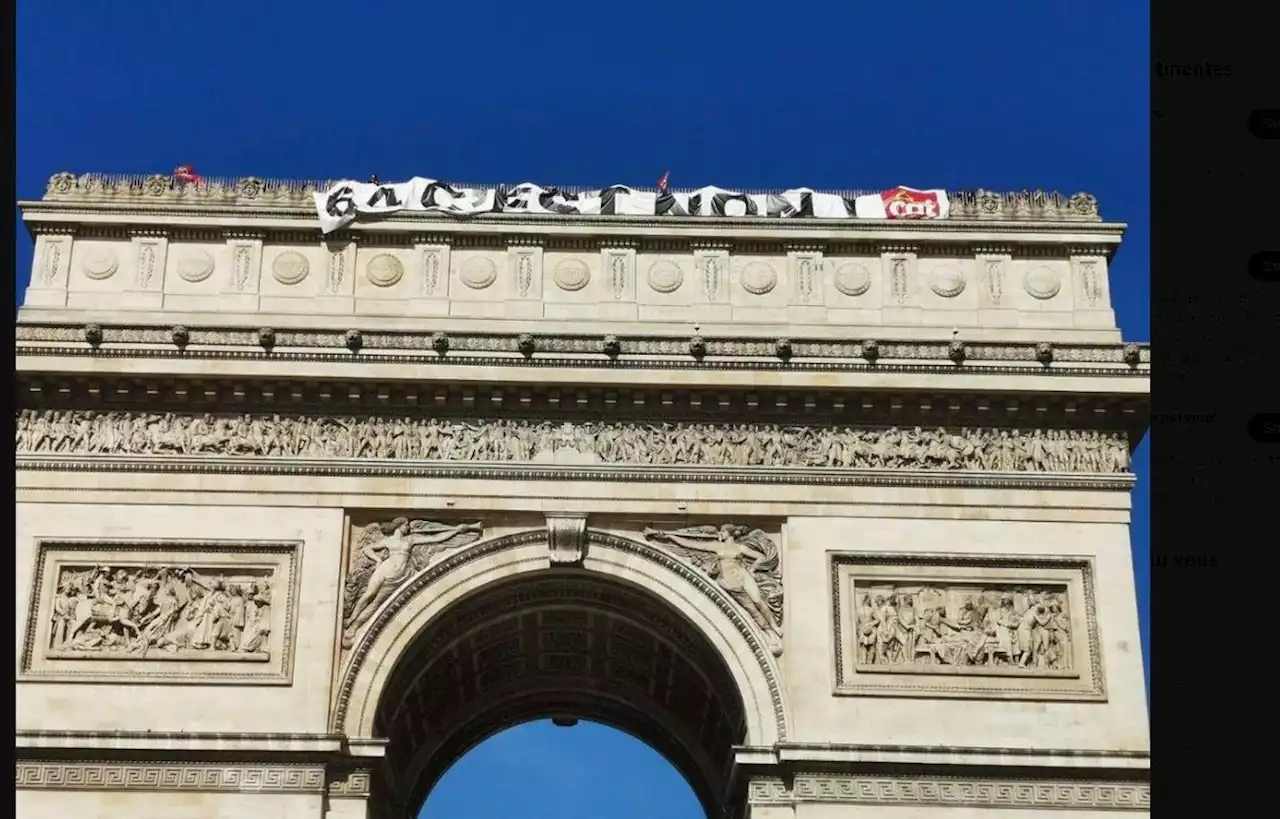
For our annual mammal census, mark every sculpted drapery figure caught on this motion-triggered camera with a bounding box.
[48,564,274,659]
[341,518,482,647]
[854,585,1073,672]
[15,410,1134,474]
[643,524,785,655]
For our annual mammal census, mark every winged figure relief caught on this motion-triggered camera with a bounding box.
[643,523,784,655]
[341,518,482,647]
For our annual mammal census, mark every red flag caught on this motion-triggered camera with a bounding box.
[173,165,201,185]
[656,170,670,192]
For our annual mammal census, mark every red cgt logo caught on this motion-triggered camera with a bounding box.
[881,186,942,219]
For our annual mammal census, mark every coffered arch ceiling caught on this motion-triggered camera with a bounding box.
[371,571,749,819]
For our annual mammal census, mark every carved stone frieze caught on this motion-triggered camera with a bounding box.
[644,524,784,655]
[15,411,1133,474]
[747,773,1149,810]
[341,518,483,647]
[45,563,277,661]
[21,541,301,684]
[853,582,1074,674]
[831,554,1103,701]
[16,760,328,793]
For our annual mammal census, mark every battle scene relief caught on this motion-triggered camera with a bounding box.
[22,542,301,684]
[17,410,1132,474]
[47,564,276,660]
[853,584,1074,675]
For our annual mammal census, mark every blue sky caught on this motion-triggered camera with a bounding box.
[16,2,1148,817]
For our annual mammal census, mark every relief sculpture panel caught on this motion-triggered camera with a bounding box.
[644,523,784,656]
[21,540,301,684]
[831,554,1103,701]
[16,410,1132,474]
[341,518,483,648]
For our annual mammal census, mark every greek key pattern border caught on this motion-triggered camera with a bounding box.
[829,553,1105,701]
[327,769,374,797]
[748,774,1149,811]
[15,761,327,793]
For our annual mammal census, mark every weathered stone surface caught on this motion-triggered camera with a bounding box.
[15,175,1149,819]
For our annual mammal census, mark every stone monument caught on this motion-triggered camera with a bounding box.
[15,174,1150,819]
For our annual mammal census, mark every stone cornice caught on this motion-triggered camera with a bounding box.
[20,203,1126,247]
[15,456,1138,492]
[14,323,1152,369]
[740,741,1149,768]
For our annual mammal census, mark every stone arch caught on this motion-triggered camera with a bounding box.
[334,528,789,818]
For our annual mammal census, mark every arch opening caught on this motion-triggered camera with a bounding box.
[421,719,707,819]
[368,570,750,819]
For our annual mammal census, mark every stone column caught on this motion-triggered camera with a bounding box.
[409,233,451,315]
[219,229,263,311]
[24,224,75,308]
[505,236,545,318]
[122,228,169,310]
[879,243,920,324]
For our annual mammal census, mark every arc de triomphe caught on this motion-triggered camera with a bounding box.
[15,175,1150,819]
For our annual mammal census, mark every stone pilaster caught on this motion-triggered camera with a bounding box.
[24,224,75,307]
[317,232,357,314]
[219,229,262,311]
[505,236,545,318]
[1070,244,1116,328]
[974,243,1015,327]
[121,228,170,310]
[598,238,638,319]
[879,243,920,323]
[785,242,825,322]
[408,233,451,316]
[692,240,733,321]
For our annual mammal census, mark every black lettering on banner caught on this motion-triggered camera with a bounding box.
[325,186,356,219]
[365,185,403,209]
[712,193,758,217]
[418,182,456,209]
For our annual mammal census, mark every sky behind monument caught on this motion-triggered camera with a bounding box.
[15,2,1149,817]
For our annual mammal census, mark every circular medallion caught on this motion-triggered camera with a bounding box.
[833,263,871,297]
[929,266,966,298]
[81,248,119,281]
[1024,266,1062,300]
[271,251,310,286]
[553,258,591,291]
[739,262,777,295]
[460,256,498,289]
[176,250,215,283]
[646,260,684,293]
[366,253,404,288]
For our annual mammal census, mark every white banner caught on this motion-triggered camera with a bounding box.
[313,178,949,234]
